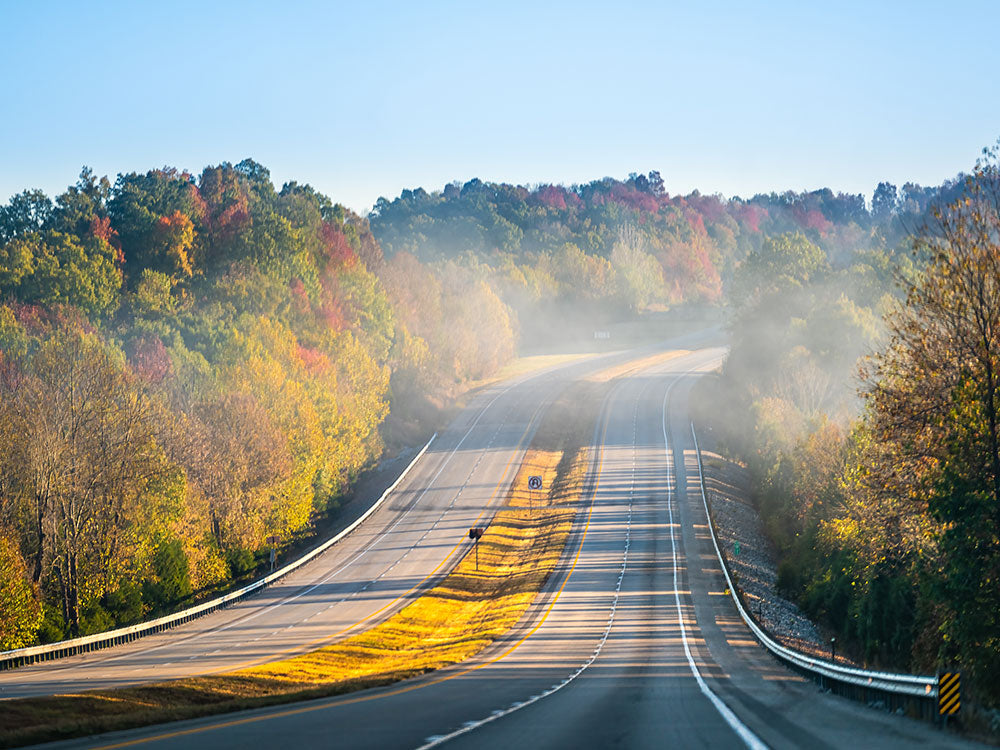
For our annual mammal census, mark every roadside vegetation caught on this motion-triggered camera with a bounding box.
[0,381,604,749]
[0,162,518,648]
[695,144,1000,710]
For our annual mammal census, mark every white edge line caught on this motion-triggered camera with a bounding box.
[664,385,768,750]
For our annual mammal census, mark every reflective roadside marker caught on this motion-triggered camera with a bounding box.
[938,672,960,715]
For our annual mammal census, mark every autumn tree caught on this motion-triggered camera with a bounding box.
[0,535,43,648]
[610,224,664,311]
[187,390,291,555]
[8,332,179,634]
[859,145,1000,685]
[108,169,204,279]
[151,210,196,277]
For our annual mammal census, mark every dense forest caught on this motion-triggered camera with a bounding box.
[1,152,992,712]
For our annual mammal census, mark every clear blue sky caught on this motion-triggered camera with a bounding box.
[2,0,998,214]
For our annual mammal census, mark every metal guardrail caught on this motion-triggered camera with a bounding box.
[0,433,437,672]
[689,424,940,721]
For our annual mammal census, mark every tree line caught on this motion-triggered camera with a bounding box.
[369,171,956,346]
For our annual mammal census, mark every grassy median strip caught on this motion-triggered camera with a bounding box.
[0,383,606,749]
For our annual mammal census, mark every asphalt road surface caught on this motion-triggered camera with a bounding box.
[2,331,712,701]
[32,344,982,749]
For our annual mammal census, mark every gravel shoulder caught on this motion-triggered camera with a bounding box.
[698,445,850,664]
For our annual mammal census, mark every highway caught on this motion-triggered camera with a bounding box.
[0,332,710,701]
[32,343,981,749]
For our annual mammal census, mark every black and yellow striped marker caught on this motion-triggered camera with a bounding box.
[938,672,960,715]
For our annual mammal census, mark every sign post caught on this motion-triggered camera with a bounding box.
[468,527,484,571]
[266,535,279,572]
[527,475,542,517]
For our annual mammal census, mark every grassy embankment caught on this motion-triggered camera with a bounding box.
[0,381,606,749]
